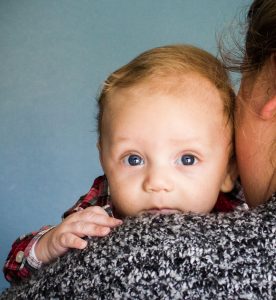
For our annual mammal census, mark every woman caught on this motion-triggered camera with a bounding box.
[227,0,276,206]
[3,0,276,285]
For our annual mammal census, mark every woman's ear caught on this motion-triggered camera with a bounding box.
[220,159,238,193]
[261,54,276,120]
[260,95,276,120]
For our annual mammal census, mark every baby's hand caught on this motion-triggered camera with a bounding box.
[34,206,122,264]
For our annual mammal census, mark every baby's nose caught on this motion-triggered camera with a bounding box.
[143,166,174,193]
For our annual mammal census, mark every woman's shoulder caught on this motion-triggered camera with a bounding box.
[2,199,275,300]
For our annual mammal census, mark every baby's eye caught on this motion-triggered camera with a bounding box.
[176,154,197,166]
[123,154,144,166]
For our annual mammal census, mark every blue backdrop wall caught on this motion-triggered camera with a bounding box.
[0,0,249,291]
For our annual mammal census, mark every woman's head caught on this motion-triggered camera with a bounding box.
[243,0,276,73]
[222,0,276,206]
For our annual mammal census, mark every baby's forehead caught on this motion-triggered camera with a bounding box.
[104,76,226,124]
[108,72,217,100]
[104,71,232,129]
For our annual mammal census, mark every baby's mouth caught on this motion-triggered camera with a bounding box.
[146,208,180,215]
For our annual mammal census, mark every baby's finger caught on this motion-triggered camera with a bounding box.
[68,209,122,228]
[58,232,88,250]
[69,220,116,237]
[88,213,122,228]
[65,206,115,223]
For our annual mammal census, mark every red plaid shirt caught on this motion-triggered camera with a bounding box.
[3,175,245,284]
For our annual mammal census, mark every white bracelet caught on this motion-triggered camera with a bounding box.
[27,239,43,269]
[26,226,56,269]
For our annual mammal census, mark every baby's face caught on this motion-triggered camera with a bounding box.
[99,73,234,217]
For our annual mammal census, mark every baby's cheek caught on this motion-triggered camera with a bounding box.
[110,190,136,217]
[189,187,218,213]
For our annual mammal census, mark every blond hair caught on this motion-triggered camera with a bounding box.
[97,44,235,139]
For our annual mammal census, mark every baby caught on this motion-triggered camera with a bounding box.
[4,44,240,283]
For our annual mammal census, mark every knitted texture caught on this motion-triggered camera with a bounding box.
[1,196,275,300]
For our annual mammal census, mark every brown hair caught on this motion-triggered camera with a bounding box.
[97,44,235,141]
[221,0,276,73]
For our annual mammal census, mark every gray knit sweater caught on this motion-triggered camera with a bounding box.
[1,195,275,299]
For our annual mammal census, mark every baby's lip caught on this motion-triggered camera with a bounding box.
[146,208,180,215]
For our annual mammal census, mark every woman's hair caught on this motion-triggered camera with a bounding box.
[97,44,235,140]
[221,0,276,73]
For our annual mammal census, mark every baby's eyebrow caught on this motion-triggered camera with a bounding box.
[112,134,204,143]
[110,136,208,150]
[168,137,196,143]
[112,136,131,142]
[168,137,205,145]
[109,136,133,145]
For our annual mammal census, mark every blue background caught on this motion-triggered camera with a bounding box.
[0,0,249,291]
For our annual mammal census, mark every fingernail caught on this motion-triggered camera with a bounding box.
[102,228,110,235]
[81,240,87,248]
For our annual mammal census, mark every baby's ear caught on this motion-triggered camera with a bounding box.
[97,141,101,151]
[97,141,103,166]
[220,159,238,193]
